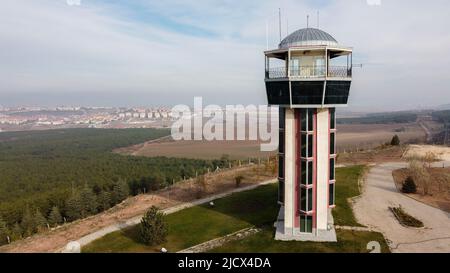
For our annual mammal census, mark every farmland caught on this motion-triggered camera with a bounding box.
[117,122,426,160]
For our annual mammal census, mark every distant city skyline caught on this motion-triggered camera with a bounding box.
[1,0,450,111]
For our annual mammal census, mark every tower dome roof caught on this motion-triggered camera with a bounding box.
[279,28,338,48]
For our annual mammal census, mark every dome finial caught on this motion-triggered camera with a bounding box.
[307,15,310,28]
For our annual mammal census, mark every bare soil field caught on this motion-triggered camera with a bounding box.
[117,139,277,160]
[116,123,425,160]
[337,146,406,165]
[393,167,450,213]
[0,164,276,253]
[337,123,425,152]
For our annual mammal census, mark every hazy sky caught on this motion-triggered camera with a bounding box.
[1,0,449,110]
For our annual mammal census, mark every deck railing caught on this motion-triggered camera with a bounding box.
[266,65,352,79]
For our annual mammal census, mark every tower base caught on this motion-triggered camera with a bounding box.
[274,207,337,242]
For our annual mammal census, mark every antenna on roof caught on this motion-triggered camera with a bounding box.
[265,20,269,50]
[317,11,320,28]
[278,8,282,42]
[307,14,310,28]
[286,18,289,36]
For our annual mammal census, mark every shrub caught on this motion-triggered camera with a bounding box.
[140,206,168,246]
[402,176,417,194]
[390,135,400,146]
[48,206,63,227]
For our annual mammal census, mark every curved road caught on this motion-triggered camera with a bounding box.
[353,162,450,253]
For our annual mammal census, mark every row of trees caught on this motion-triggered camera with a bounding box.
[0,179,129,246]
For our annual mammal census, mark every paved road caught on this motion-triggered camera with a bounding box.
[353,162,450,253]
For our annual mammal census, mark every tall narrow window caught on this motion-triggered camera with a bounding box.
[291,58,300,76]
[308,109,314,131]
[300,215,313,233]
[279,156,284,179]
[329,183,335,206]
[300,109,307,131]
[308,134,313,158]
[301,134,307,157]
[330,108,336,130]
[307,188,313,212]
[329,158,335,181]
[300,188,307,212]
[307,160,313,185]
[301,160,307,186]
[330,132,335,155]
[279,108,285,129]
[279,131,285,154]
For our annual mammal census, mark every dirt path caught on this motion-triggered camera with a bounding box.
[353,162,450,253]
[0,165,276,253]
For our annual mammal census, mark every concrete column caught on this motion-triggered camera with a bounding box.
[284,108,296,234]
[316,108,330,231]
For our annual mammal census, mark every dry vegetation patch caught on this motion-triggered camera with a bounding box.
[393,166,450,213]
[389,206,424,228]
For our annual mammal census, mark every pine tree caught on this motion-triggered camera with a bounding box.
[10,223,22,241]
[80,184,98,216]
[402,176,417,194]
[97,191,112,212]
[140,206,168,246]
[21,207,36,237]
[0,217,9,246]
[65,193,82,222]
[34,209,47,232]
[48,206,63,227]
[390,135,400,146]
[111,179,129,205]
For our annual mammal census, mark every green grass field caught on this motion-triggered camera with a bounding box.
[83,166,388,253]
[332,165,366,227]
[83,184,279,253]
[210,227,389,253]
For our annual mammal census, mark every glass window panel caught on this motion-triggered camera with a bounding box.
[330,132,335,155]
[307,188,313,212]
[306,216,313,233]
[330,158,335,180]
[301,134,307,158]
[329,183,335,206]
[279,108,285,129]
[300,216,306,232]
[279,131,285,154]
[308,134,313,158]
[301,161,307,186]
[300,109,307,131]
[278,156,284,178]
[300,215,313,233]
[300,188,307,212]
[330,108,336,129]
[308,109,314,131]
[308,161,313,185]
